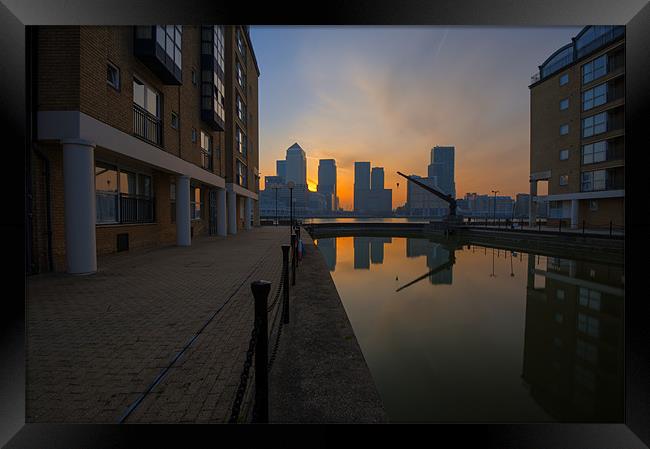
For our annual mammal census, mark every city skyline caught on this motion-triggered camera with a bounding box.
[251,26,582,210]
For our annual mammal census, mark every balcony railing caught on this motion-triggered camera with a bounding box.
[133,103,162,146]
[119,194,154,223]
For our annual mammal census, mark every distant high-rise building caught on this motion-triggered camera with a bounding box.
[406,175,448,217]
[428,146,456,198]
[285,142,307,186]
[317,159,337,212]
[354,162,371,212]
[371,167,384,190]
[276,160,287,182]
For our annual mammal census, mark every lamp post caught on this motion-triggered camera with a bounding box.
[491,190,499,225]
[287,181,295,234]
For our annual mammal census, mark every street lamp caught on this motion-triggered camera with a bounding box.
[287,181,295,234]
[491,190,499,225]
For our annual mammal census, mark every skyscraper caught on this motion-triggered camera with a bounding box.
[285,142,307,186]
[276,160,287,182]
[354,162,371,212]
[317,159,337,211]
[371,167,384,190]
[428,146,456,198]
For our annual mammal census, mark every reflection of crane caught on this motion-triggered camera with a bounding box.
[395,251,456,292]
[396,171,458,217]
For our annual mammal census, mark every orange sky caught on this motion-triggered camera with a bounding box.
[253,26,581,210]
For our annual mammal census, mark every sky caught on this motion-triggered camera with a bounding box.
[250,26,582,210]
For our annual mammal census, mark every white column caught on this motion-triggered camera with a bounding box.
[570,199,579,229]
[217,188,227,237]
[62,138,97,274]
[227,190,237,235]
[176,175,191,246]
[244,197,252,230]
[528,180,537,226]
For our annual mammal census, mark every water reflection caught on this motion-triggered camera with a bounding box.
[314,236,623,423]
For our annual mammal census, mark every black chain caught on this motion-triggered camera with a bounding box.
[229,326,257,423]
[267,271,284,313]
[268,312,284,373]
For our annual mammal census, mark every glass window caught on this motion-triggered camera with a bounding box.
[582,141,607,164]
[133,78,145,108]
[191,128,197,143]
[171,112,179,129]
[236,95,246,123]
[120,171,137,195]
[236,160,248,187]
[95,163,118,224]
[559,175,568,186]
[560,124,569,135]
[560,98,569,110]
[145,86,159,116]
[589,200,598,211]
[582,112,607,138]
[559,73,569,86]
[236,126,247,157]
[559,149,569,160]
[581,169,607,191]
[191,186,203,220]
[107,62,120,90]
[582,54,608,84]
[577,313,600,338]
[582,83,608,111]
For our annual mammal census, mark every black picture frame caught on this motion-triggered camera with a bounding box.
[3,0,649,447]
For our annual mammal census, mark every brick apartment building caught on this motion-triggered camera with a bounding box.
[529,25,624,229]
[26,26,260,274]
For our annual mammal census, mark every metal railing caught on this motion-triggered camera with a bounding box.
[201,150,213,171]
[229,239,296,423]
[119,194,154,223]
[133,103,162,146]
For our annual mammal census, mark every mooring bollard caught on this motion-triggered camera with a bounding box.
[290,234,296,286]
[251,280,271,423]
[281,244,290,324]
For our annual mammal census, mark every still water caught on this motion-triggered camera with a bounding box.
[314,236,624,423]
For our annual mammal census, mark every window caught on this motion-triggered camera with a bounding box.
[191,128,197,143]
[171,112,179,129]
[158,25,182,70]
[107,62,120,90]
[236,126,247,157]
[236,28,247,63]
[581,169,607,191]
[95,162,154,224]
[191,186,203,220]
[582,54,607,84]
[579,288,602,311]
[133,77,160,117]
[560,98,569,110]
[560,124,569,135]
[200,130,213,171]
[559,175,568,186]
[577,313,600,338]
[236,160,248,188]
[582,141,607,164]
[95,162,118,223]
[559,73,569,86]
[236,61,246,89]
[236,95,247,123]
[582,83,607,111]
[191,69,197,86]
[589,200,598,211]
[582,112,607,138]
[559,149,569,160]
[201,26,226,124]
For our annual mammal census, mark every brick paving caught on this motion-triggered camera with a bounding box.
[26,226,289,423]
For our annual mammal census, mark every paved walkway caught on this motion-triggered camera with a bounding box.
[26,227,289,423]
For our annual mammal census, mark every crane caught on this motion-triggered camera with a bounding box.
[396,171,458,217]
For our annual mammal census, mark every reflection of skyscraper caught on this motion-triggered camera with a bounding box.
[522,254,623,421]
[353,237,370,269]
[316,238,337,272]
[405,238,453,285]
[369,237,392,265]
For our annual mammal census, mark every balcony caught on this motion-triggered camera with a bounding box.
[119,194,155,223]
[133,104,162,146]
[134,26,182,85]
